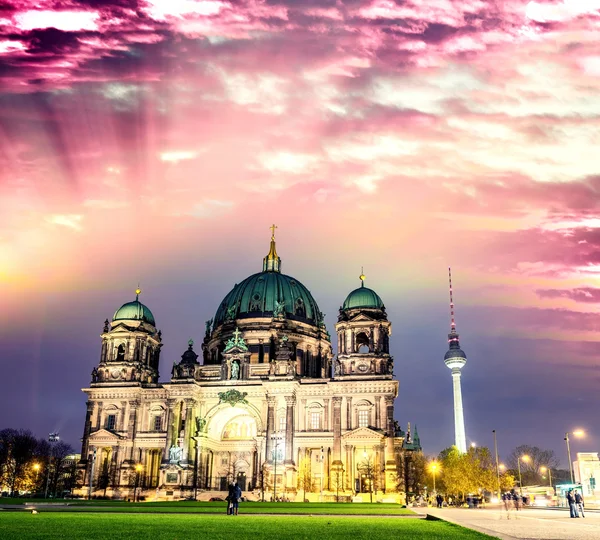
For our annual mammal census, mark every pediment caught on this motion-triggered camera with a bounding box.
[223,346,251,357]
[342,426,384,440]
[89,429,123,442]
[348,313,375,323]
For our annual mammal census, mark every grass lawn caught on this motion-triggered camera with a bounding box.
[3,500,416,515]
[0,513,495,539]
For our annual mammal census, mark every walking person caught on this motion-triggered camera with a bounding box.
[566,489,579,518]
[226,483,236,515]
[232,482,242,516]
[575,490,585,518]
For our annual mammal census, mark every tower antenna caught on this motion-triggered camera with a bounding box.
[449,267,456,332]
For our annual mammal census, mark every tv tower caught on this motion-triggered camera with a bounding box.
[444,267,467,453]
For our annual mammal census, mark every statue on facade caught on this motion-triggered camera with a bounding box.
[334,359,342,376]
[103,319,109,333]
[274,300,285,318]
[205,318,213,336]
[91,367,98,383]
[230,361,240,380]
[225,305,236,322]
[196,417,207,434]
[169,444,183,464]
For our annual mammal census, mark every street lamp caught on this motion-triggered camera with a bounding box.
[517,455,529,496]
[44,432,60,499]
[134,464,143,502]
[492,430,500,502]
[565,430,585,484]
[429,462,439,494]
[540,466,552,489]
[33,463,40,493]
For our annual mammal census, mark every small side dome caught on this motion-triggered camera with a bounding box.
[112,288,155,326]
[180,339,199,365]
[342,271,384,311]
[343,286,384,310]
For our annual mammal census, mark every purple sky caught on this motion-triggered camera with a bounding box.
[1,0,600,465]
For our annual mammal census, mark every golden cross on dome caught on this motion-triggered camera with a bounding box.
[270,223,278,240]
[359,266,366,284]
[233,327,242,342]
[135,284,142,299]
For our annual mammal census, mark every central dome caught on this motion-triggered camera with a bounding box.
[214,271,322,327]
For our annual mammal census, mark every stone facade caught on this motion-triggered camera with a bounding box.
[75,235,419,500]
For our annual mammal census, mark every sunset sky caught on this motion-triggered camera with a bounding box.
[1,0,600,465]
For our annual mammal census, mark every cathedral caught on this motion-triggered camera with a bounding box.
[75,228,421,501]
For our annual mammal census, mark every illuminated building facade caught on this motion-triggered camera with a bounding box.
[76,229,419,500]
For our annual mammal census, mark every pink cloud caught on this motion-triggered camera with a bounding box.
[15,10,100,32]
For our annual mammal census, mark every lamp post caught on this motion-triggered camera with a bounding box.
[44,432,60,499]
[493,430,500,501]
[429,462,439,494]
[33,463,40,483]
[565,430,585,484]
[517,455,529,496]
[134,463,143,502]
[540,466,552,489]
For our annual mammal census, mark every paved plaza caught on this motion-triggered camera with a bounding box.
[426,507,600,540]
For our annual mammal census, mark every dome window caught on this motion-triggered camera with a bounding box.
[295,298,306,318]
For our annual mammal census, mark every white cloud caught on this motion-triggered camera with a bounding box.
[189,199,234,218]
[160,150,199,163]
[46,214,83,231]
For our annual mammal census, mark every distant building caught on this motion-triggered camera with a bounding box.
[75,229,421,500]
[574,452,600,505]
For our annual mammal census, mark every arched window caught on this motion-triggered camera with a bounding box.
[355,400,373,428]
[116,344,125,362]
[356,332,370,353]
[307,403,323,431]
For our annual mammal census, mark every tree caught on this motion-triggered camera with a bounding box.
[438,446,497,502]
[508,445,559,486]
[48,441,75,497]
[296,456,313,502]
[7,430,38,495]
[500,472,516,492]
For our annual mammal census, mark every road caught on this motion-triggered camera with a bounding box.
[426,506,600,540]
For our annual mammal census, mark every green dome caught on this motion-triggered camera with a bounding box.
[342,285,384,310]
[214,271,322,327]
[113,300,156,326]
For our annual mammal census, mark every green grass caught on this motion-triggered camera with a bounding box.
[0,513,495,539]
[2,500,415,515]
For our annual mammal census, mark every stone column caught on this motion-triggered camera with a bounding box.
[95,401,103,429]
[163,399,176,462]
[384,396,397,491]
[346,397,352,431]
[265,395,276,462]
[119,401,128,431]
[183,399,195,463]
[375,396,381,429]
[332,397,343,470]
[128,400,140,461]
[323,398,330,431]
[300,399,307,431]
[284,395,295,464]
[80,401,94,459]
